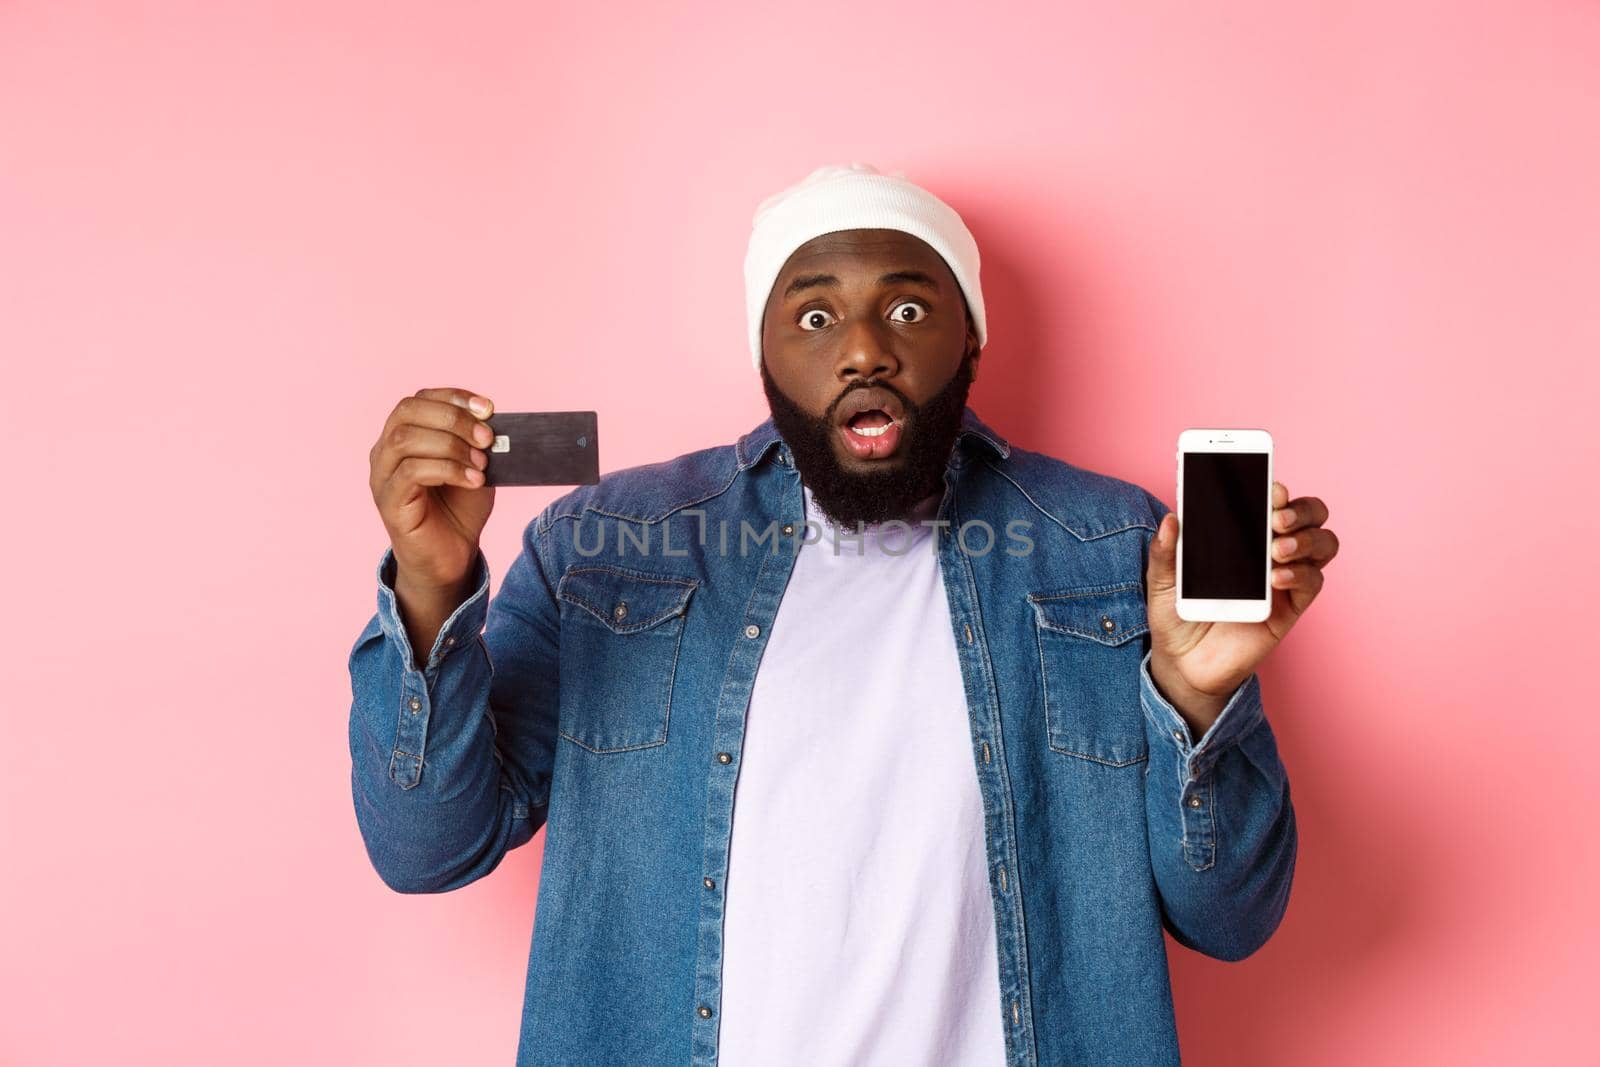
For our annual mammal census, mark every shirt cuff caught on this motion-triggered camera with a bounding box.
[1140,647,1264,782]
[375,545,492,678]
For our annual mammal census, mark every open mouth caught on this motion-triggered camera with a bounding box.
[834,393,905,460]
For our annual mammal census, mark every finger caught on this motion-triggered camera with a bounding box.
[382,454,486,503]
[1273,495,1329,533]
[414,387,494,419]
[377,395,497,469]
[1145,512,1178,596]
[1270,560,1324,614]
[380,390,494,448]
[372,423,490,499]
[1272,526,1340,566]
[1272,480,1289,508]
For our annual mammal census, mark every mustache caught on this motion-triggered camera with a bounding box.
[828,381,911,421]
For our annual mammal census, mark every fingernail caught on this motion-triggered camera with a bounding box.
[1280,508,1294,528]
[474,423,494,446]
[468,396,492,417]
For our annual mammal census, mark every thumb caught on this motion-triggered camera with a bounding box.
[1146,512,1178,601]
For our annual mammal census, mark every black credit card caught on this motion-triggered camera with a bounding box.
[481,411,600,486]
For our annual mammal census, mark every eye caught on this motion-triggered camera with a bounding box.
[890,300,929,324]
[797,308,836,331]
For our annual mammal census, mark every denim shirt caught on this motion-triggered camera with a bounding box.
[347,405,1297,1067]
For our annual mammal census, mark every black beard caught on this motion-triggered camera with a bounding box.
[759,349,976,529]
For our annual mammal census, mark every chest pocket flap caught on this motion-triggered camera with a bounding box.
[1027,581,1150,766]
[558,565,697,634]
[556,566,697,753]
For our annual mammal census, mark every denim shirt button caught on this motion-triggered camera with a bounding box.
[408,696,421,712]
[613,602,628,621]
[697,1006,713,1019]
[1187,795,1203,808]
[703,877,715,890]
[744,624,760,639]
[782,523,794,536]
[1171,729,1184,743]
[444,635,456,646]
[1101,615,1116,632]
[716,752,733,764]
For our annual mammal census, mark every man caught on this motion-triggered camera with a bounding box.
[351,162,1337,1066]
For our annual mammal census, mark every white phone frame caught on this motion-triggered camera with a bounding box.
[1175,428,1274,623]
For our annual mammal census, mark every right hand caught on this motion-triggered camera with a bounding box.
[369,387,498,593]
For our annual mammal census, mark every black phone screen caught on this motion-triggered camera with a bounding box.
[1181,451,1269,600]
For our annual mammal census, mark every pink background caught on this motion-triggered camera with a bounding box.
[3,2,1596,1064]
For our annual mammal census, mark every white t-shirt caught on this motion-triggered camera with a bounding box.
[718,482,1006,1066]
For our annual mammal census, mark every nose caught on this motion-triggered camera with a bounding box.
[834,318,900,381]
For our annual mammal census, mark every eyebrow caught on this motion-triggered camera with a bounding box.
[782,269,942,300]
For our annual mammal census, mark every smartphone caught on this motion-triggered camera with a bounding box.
[482,411,600,486]
[1175,428,1273,622]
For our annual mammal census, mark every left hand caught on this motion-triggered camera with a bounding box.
[1144,480,1338,721]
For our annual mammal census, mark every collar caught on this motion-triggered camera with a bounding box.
[735,405,1012,471]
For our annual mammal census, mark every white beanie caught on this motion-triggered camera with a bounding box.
[743,162,987,372]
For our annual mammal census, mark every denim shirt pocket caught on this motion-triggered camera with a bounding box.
[555,564,698,754]
[1028,581,1150,767]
